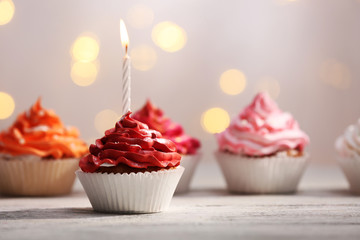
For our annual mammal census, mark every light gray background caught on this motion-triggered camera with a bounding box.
[1,0,359,164]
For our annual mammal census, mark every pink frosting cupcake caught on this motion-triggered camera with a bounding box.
[215,92,309,194]
[335,119,360,194]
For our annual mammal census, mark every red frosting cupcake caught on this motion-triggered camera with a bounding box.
[133,100,201,193]
[76,112,184,213]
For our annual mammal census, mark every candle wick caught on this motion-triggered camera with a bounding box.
[125,44,128,55]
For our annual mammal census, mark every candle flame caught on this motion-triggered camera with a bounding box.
[120,19,129,53]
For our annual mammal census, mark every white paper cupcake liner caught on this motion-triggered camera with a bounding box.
[215,151,308,194]
[175,153,201,194]
[0,157,79,196]
[336,155,360,194]
[76,166,184,213]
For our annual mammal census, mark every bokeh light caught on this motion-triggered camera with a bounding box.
[71,35,99,63]
[152,21,187,52]
[131,45,157,71]
[220,69,247,95]
[70,34,100,87]
[201,107,230,134]
[255,76,281,99]
[94,109,120,135]
[71,61,99,87]
[127,4,154,29]
[0,92,15,120]
[0,0,15,26]
[319,59,351,90]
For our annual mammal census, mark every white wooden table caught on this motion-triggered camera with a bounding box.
[1,161,359,240]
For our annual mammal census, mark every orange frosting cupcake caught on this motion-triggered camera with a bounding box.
[0,98,88,196]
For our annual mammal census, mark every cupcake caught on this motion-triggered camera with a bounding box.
[77,111,184,213]
[215,92,309,194]
[335,119,360,194]
[132,100,201,194]
[0,98,88,196]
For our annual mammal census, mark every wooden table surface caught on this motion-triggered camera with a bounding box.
[1,161,359,240]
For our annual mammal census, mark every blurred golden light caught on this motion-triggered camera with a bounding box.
[152,22,187,52]
[201,107,230,134]
[255,76,281,99]
[131,45,157,71]
[0,92,15,120]
[71,35,99,63]
[319,59,351,90]
[94,109,120,135]
[220,69,247,95]
[127,4,154,29]
[0,0,14,26]
[71,61,98,87]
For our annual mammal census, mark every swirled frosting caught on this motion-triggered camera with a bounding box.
[335,119,360,158]
[216,92,309,156]
[79,111,181,173]
[132,100,201,155]
[0,98,88,159]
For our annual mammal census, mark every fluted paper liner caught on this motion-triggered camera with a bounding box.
[215,151,308,194]
[0,157,79,196]
[336,155,360,195]
[76,166,184,213]
[175,153,201,194]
